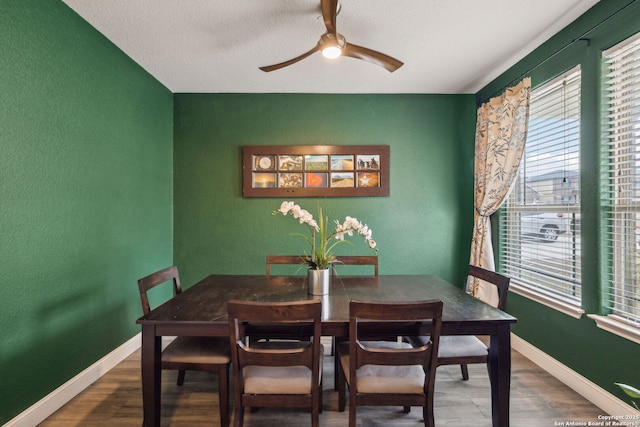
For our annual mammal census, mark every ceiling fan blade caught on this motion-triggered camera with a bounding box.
[342,42,404,72]
[259,45,321,72]
[321,0,338,35]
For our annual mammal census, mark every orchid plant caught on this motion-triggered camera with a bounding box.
[273,201,377,270]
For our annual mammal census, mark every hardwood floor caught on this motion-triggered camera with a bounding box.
[39,347,603,426]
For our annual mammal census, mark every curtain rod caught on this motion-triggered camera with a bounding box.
[479,0,639,105]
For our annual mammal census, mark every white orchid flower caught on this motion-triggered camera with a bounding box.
[299,210,313,224]
[344,216,361,230]
[278,201,295,215]
[291,205,302,218]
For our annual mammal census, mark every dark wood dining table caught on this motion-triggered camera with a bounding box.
[137,274,517,427]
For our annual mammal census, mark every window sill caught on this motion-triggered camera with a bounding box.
[510,283,584,319]
[587,314,640,345]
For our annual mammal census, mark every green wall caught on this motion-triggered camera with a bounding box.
[173,94,476,288]
[0,1,174,423]
[479,0,640,403]
[7,0,635,422]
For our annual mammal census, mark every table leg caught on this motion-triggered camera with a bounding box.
[489,327,511,427]
[141,324,161,427]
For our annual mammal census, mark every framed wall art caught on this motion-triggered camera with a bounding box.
[242,145,389,197]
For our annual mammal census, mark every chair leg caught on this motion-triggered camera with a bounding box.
[424,402,435,427]
[312,395,320,427]
[460,363,469,381]
[348,401,357,427]
[218,364,230,427]
[403,406,411,413]
[337,360,346,412]
[177,369,186,385]
[334,336,346,390]
[233,379,243,427]
[234,401,244,427]
[348,379,358,427]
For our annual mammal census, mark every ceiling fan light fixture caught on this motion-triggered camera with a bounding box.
[320,32,345,59]
[322,45,342,59]
[259,0,403,73]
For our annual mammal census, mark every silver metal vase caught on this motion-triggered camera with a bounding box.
[307,268,329,295]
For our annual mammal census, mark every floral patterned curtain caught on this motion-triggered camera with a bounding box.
[467,77,531,306]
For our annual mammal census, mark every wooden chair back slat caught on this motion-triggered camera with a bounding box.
[332,256,378,276]
[265,255,306,277]
[468,264,510,310]
[137,265,182,314]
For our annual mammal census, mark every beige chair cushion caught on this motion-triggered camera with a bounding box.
[162,336,230,364]
[437,335,488,358]
[410,335,488,358]
[242,344,324,394]
[338,341,425,394]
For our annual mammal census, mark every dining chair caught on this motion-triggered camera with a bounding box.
[331,255,379,388]
[265,255,306,277]
[227,300,323,427]
[331,255,379,276]
[336,299,443,427]
[138,266,231,427]
[408,264,511,380]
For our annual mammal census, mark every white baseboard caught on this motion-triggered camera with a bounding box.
[512,333,640,416]
[4,333,142,427]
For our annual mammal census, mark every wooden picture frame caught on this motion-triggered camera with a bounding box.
[243,145,389,197]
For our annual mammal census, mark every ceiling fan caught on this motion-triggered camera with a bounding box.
[259,0,403,73]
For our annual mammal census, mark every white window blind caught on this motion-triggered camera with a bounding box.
[501,67,582,305]
[601,32,640,327]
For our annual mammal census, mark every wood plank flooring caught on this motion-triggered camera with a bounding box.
[39,347,604,426]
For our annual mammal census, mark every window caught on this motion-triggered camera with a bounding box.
[501,67,582,316]
[600,32,640,329]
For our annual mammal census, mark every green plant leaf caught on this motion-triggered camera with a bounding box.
[615,383,640,398]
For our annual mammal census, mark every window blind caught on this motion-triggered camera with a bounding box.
[501,67,582,305]
[601,32,640,327]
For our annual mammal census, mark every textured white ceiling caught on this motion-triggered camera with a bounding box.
[61,0,600,94]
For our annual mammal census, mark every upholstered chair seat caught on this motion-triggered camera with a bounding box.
[437,336,488,358]
[243,358,323,395]
[338,341,424,394]
[162,336,230,365]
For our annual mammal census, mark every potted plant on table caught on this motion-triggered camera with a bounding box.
[273,201,377,294]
